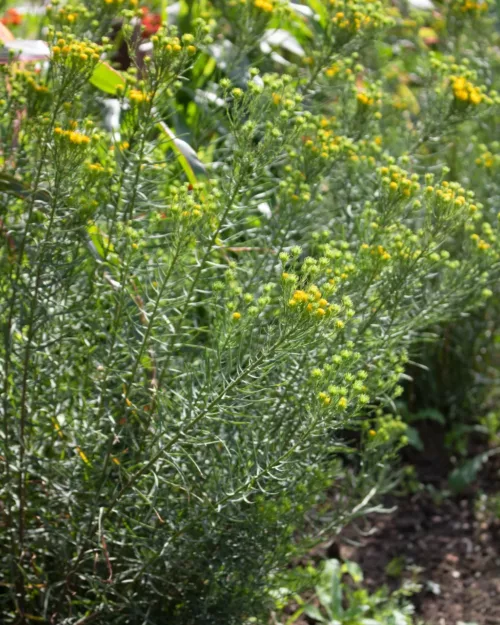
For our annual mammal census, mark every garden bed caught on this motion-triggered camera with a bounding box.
[339,429,500,624]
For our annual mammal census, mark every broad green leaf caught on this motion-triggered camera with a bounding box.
[316,559,343,620]
[393,610,411,625]
[449,452,490,494]
[405,426,424,451]
[342,560,363,583]
[305,0,329,27]
[90,62,126,95]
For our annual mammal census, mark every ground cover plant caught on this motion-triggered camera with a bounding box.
[1,0,500,623]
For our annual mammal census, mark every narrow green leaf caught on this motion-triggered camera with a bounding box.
[160,0,168,23]
[316,559,343,620]
[285,604,306,625]
[87,223,119,266]
[407,408,445,425]
[0,173,51,203]
[303,604,328,623]
[157,121,206,186]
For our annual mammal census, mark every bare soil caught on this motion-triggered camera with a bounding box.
[337,425,500,625]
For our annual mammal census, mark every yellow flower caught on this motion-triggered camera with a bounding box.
[76,447,90,465]
[232,312,241,320]
[357,92,374,106]
[290,290,309,303]
[254,0,274,11]
[319,392,331,406]
[69,131,90,145]
[129,89,150,104]
[87,163,104,173]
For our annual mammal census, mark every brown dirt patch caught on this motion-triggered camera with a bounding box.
[337,426,500,624]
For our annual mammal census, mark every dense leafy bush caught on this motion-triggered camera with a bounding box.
[1,0,500,623]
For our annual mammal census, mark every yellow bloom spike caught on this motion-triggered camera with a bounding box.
[76,447,91,466]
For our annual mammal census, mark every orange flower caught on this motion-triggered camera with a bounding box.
[1,8,23,26]
[141,7,161,38]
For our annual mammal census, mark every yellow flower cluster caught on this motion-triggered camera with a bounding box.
[471,233,492,251]
[51,7,81,23]
[373,245,391,261]
[54,127,91,145]
[51,39,102,63]
[451,75,483,105]
[15,70,49,95]
[325,63,341,78]
[324,59,355,82]
[357,92,374,106]
[370,415,407,445]
[328,0,393,34]
[354,81,383,115]
[103,0,138,6]
[332,9,372,31]
[318,391,349,409]
[379,165,420,198]
[254,0,274,12]
[457,0,489,13]
[430,179,469,207]
[181,203,203,220]
[475,149,497,168]
[470,222,497,252]
[149,33,198,59]
[128,89,152,104]
[300,124,363,164]
[87,162,105,173]
[288,284,347,321]
[163,181,216,225]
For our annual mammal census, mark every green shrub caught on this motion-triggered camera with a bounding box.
[0,1,499,623]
